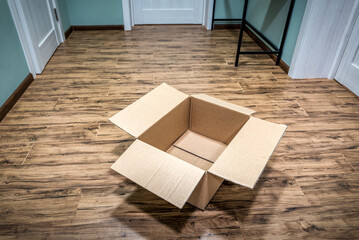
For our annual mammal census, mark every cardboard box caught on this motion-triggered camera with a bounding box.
[110,83,287,210]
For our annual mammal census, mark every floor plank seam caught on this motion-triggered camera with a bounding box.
[52,96,61,111]
[341,153,357,171]
[22,143,34,165]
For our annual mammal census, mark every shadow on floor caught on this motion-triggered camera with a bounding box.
[110,166,282,239]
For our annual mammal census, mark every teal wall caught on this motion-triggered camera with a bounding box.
[0,1,29,107]
[65,0,123,25]
[247,0,290,46]
[214,0,243,19]
[281,0,307,65]
[215,0,307,65]
[58,0,71,32]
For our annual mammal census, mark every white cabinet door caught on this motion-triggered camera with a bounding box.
[133,0,204,24]
[335,12,359,96]
[16,0,60,73]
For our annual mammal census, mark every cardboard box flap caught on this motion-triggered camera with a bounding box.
[109,83,188,138]
[111,140,205,208]
[208,117,287,189]
[192,94,255,116]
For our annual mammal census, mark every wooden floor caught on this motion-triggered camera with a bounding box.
[1,25,359,239]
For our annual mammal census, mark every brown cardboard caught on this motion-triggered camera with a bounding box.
[110,83,287,209]
[173,130,227,163]
[190,96,251,144]
[187,173,224,210]
[109,83,188,138]
[166,145,222,210]
[192,94,255,116]
[111,140,205,208]
[139,98,190,151]
[208,117,287,189]
[167,145,213,171]
[166,145,198,164]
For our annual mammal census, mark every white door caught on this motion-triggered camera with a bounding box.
[14,0,61,73]
[132,0,204,24]
[335,12,359,96]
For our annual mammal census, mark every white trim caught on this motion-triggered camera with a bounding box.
[130,0,135,27]
[52,0,65,43]
[288,0,313,79]
[13,0,43,73]
[7,0,36,78]
[328,1,359,79]
[123,0,212,30]
[204,0,214,30]
[289,0,357,79]
[335,5,359,86]
[202,0,207,26]
[122,0,132,31]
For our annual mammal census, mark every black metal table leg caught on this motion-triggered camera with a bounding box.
[211,0,217,30]
[276,0,296,65]
[235,0,249,67]
[213,0,295,68]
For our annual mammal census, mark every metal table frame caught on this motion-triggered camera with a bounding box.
[211,0,296,67]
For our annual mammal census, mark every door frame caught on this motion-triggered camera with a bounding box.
[7,0,65,78]
[335,6,359,95]
[122,0,214,31]
[289,0,359,79]
[331,1,359,80]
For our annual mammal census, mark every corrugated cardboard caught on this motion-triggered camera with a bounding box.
[192,94,255,116]
[190,95,251,144]
[109,83,188,138]
[208,117,287,189]
[111,140,205,208]
[173,130,227,163]
[110,83,287,210]
[187,172,223,210]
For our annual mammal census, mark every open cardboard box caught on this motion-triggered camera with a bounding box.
[110,83,287,210]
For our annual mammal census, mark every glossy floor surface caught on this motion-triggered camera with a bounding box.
[1,26,358,239]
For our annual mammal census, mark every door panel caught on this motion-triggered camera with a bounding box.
[28,0,53,39]
[344,52,359,95]
[336,12,359,96]
[133,0,204,24]
[17,0,60,73]
[39,30,58,65]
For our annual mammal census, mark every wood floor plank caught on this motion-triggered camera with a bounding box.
[0,25,358,239]
[0,123,99,144]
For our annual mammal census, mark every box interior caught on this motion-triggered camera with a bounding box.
[138,96,250,171]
